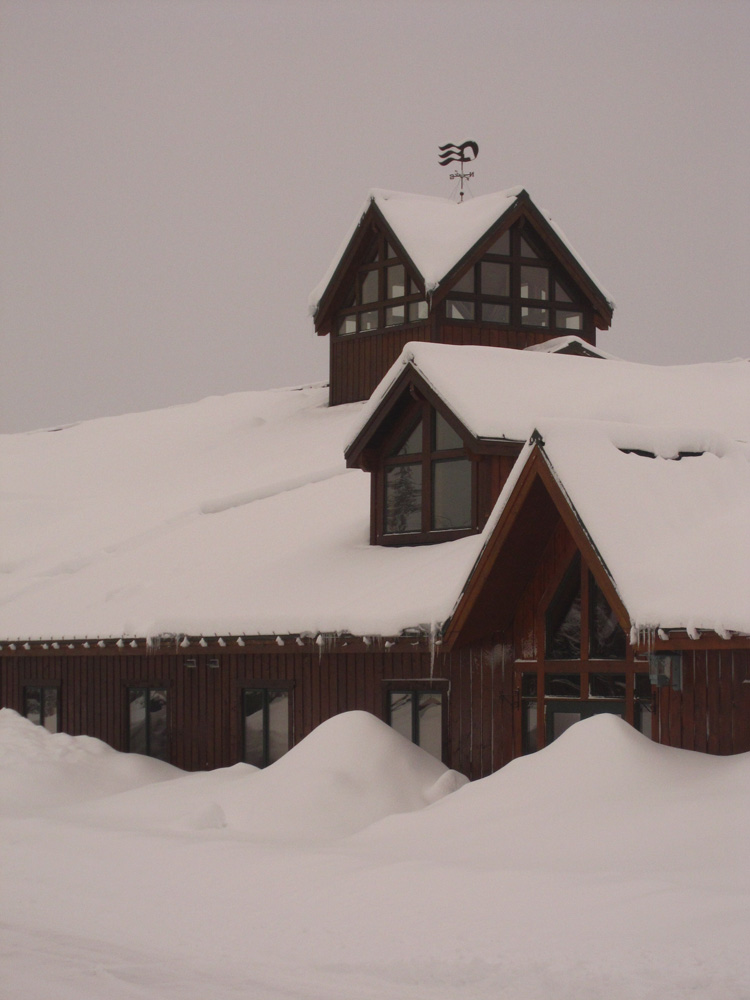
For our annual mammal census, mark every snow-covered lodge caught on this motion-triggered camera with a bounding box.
[2,188,749,777]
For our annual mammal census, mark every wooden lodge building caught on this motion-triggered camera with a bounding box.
[2,187,749,778]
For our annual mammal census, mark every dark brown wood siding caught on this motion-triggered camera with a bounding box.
[653,649,750,755]
[329,323,587,406]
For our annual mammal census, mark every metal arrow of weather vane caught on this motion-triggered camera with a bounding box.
[438,141,479,202]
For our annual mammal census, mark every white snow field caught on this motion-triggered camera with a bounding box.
[2,708,750,1000]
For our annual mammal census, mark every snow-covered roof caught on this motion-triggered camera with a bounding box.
[536,420,750,636]
[0,385,486,642]
[2,346,748,643]
[309,188,614,315]
[352,342,750,447]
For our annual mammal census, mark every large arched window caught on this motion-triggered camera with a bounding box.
[379,404,476,544]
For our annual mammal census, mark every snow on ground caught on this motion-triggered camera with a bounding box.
[3,709,750,999]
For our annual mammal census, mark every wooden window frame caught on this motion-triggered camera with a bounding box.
[22,681,61,733]
[334,231,429,338]
[376,400,479,546]
[239,682,293,768]
[383,678,449,762]
[444,221,591,335]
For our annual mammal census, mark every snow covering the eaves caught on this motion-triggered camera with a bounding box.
[537,420,750,636]
[0,384,486,641]
[524,334,619,359]
[309,187,522,313]
[353,342,750,447]
[309,187,614,315]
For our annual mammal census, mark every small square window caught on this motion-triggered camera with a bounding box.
[446,299,475,321]
[385,305,405,327]
[520,266,549,300]
[557,310,583,331]
[359,310,379,332]
[338,314,356,336]
[480,261,510,297]
[521,306,549,327]
[408,300,428,322]
[481,302,510,323]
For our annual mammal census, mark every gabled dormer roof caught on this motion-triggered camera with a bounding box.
[310,188,615,334]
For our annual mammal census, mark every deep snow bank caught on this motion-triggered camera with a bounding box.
[36,710,467,839]
[0,708,180,814]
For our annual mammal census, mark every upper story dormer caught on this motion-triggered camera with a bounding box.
[310,188,614,405]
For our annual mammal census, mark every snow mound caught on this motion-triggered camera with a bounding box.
[0,709,180,815]
[358,715,750,874]
[217,710,468,841]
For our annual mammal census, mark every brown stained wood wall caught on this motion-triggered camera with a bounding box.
[654,649,750,755]
[3,641,748,775]
[1,643,517,779]
[329,325,568,406]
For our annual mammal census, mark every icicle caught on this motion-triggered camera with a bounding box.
[116,639,125,648]
[199,637,208,648]
[275,636,285,647]
[687,625,698,641]
[296,637,304,646]
[97,640,106,648]
[218,637,226,647]
[362,636,371,646]
[236,636,245,647]
[657,628,668,642]
[8,643,16,651]
[52,642,60,649]
[130,639,138,649]
[315,634,325,646]
[384,640,394,650]
[180,636,190,648]
[83,641,90,649]
[67,643,75,650]
[42,643,49,650]
[23,642,31,650]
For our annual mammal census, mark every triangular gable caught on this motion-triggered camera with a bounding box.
[312,189,615,336]
[345,359,521,471]
[442,438,629,650]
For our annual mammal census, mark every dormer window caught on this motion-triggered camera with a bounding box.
[444,222,586,333]
[380,405,475,544]
[336,234,428,336]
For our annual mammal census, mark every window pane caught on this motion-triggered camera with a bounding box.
[520,266,549,300]
[385,305,405,327]
[392,419,422,457]
[361,269,378,304]
[129,689,147,755]
[338,314,356,336]
[557,310,583,330]
[589,574,627,659]
[385,463,422,534]
[550,709,582,741]
[359,310,379,332]
[546,556,582,659]
[385,242,396,259]
[243,689,265,766]
[555,281,573,303]
[434,412,463,451]
[480,261,510,296]
[521,306,549,327]
[386,264,405,299]
[43,688,59,734]
[266,690,289,764]
[481,302,510,323]
[452,269,475,294]
[522,701,538,754]
[486,230,510,255]
[417,692,442,760]
[148,689,168,762]
[521,673,538,698]
[589,673,626,699]
[545,674,581,698]
[432,458,472,530]
[24,687,41,726]
[520,235,540,258]
[408,300,428,321]
[389,692,413,742]
[446,299,475,321]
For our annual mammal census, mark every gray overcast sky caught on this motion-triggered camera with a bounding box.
[2,0,748,433]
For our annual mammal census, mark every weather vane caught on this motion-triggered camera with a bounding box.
[438,141,479,202]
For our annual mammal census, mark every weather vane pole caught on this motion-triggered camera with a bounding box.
[438,140,479,202]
